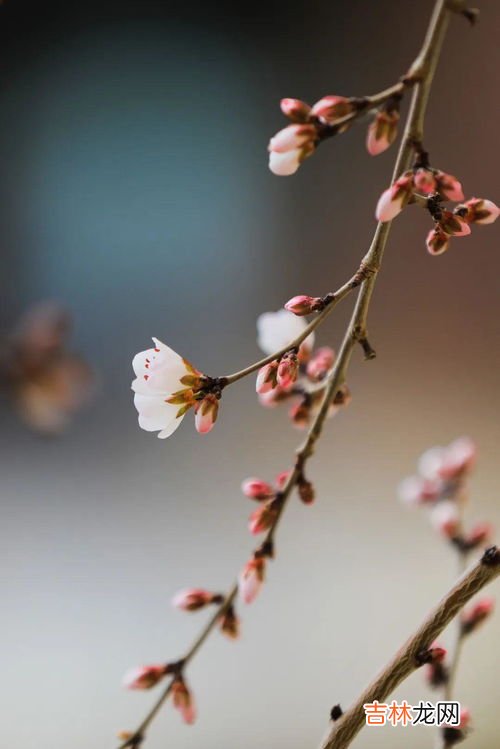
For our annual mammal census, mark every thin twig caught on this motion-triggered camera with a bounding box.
[317,547,500,749]
[118,1,462,746]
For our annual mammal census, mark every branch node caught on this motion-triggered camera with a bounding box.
[330,704,344,721]
[481,545,500,567]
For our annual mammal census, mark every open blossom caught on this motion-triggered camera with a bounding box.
[122,664,167,690]
[239,556,265,604]
[257,310,315,360]
[366,108,399,156]
[459,197,500,225]
[172,677,196,724]
[375,172,413,222]
[172,588,221,611]
[132,337,204,439]
[268,124,316,176]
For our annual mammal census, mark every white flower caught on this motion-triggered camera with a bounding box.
[256,309,315,357]
[131,337,200,439]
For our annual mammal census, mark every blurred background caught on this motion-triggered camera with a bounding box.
[1,0,499,747]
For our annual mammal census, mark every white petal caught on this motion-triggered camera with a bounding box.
[157,414,185,439]
[134,392,179,431]
[256,309,315,355]
[132,337,188,395]
[268,149,301,176]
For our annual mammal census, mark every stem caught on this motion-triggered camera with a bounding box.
[119,2,460,746]
[317,548,500,749]
[223,266,368,386]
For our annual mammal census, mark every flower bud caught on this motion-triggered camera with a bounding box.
[194,394,219,434]
[248,500,279,534]
[268,149,302,176]
[439,211,471,237]
[117,731,134,742]
[440,437,476,480]
[277,352,299,389]
[435,171,464,201]
[122,664,167,690]
[423,643,448,689]
[429,500,460,539]
[280,97,311,122]
[426,227,450,256]
[311,95,354,123]
[298,477,315,505]
[172,588,222,611]
[375,172,414,222]
[275,470,291,489]
[463,521,493,550]
[289,399,310,428]
[238,556,266,604]
[306,346,335,381]
[284,294,322,316]
[241,478,275,501]
[219,604,240,639]
[366,109,399,156]
[256,361,279,394]
[413,168,436,194]
[172,677,196,724]
[459,197,500,225]
[269,124,317,154]
[461,597,495,635]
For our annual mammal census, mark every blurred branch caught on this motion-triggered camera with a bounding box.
[318,547,500,749]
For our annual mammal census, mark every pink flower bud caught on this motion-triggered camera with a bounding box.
[458,707,471,730]
[277,352,299,389]
[241,478,275,501]
[375,173,413,222]
[426,227,450,256]
[435,171,464,202]
[269,124,317,154]
[461,597,495,635]
[311,95,354,123]
[413,168,437,194]
[238,556,265,604]
[460,197,500,225]
[172,677,196,725]
[275,470,291,489]
[366,109,399,156]
[429,501,460,539]
[256,361,279,394]
[194,394,219,434]
[464,521,493,549]
[289,400,310,428]
[398,475,442,506]
[172,588,221,611]
[306,346,335,381]
[219,604,240,639]
[280,97,311,122]
[284,295,322,316]
[439,211,471,237]
[122,664,167,690]
[248,501,279,535]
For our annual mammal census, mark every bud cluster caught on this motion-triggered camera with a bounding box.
[375,157,498,255]
[268,94,369,176]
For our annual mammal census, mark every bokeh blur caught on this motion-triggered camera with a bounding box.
[1,1,499,747]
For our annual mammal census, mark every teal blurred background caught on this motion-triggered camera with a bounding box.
[1,1,499,747]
